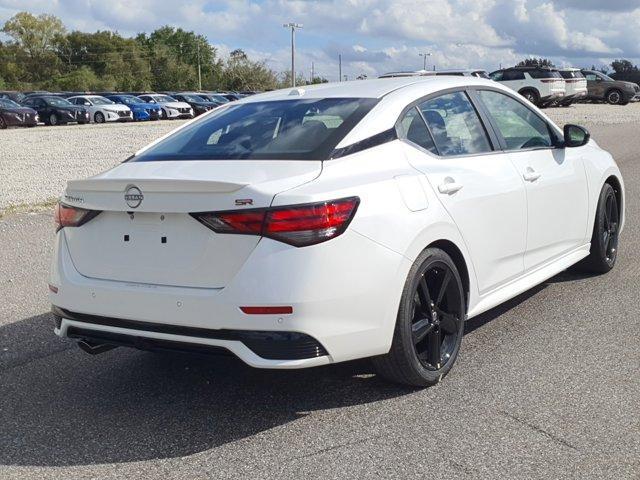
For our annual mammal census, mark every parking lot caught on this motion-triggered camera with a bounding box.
[0,108,639,479]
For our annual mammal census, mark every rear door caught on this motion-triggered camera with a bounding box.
[399,89,527,294]
[475,88,589,270]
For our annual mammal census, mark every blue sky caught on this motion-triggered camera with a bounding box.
[1,0,640,80]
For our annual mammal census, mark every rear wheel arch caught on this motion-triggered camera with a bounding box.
[425,239,470,313]
[605,175,623,221]
[518,87,540,103]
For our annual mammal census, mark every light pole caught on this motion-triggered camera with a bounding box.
[283,22,303,87]
[419,52,432,70]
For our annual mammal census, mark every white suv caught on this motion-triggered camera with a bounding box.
[489,67,565,107]
[557,68,587,106]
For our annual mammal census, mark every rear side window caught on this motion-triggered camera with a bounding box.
[478,90,552,150]
[528,70,562,79]
[418,91,492,157]
[502,70,525,81]
[397,107,437,154]
[133,98,378,161]
[490,71,504,81]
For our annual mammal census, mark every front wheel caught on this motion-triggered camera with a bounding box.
[0,116,6,129]
[49,113,58,126]
[160,108,167,119]
[581,183,620,273]
[94,111,105,123]
[373,248,465,387]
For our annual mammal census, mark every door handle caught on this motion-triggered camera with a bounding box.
[438,177,463,195]
[523,167,541,182]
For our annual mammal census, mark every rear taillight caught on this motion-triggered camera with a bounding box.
[191,197,360,247]
[54,202,100,231]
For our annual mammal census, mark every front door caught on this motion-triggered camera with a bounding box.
[475,88,589,270]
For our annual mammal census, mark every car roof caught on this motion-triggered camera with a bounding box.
[378,70,436,78]
[436,68,487,73]
[558,67,580,72]
[238,76,481,103]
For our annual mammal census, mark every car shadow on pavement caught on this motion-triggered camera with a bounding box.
[0,312,414,467]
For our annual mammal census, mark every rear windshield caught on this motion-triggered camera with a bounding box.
[528,70,562,79]
[132,98,377,161]
[559,71,585,79]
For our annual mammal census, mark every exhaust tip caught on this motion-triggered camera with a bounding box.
[77,340,117,355]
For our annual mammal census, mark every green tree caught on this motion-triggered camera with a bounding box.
[516,57,555,68]
[221,49,279,91]
[2,12,65,83]
[137,26,222,90]
[611,59,637,74]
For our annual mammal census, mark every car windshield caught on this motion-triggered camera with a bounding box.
[132,98,377,161]
[212,95,229,103]
[45,97,73,106]
[89,96,114,105]
[118,96,143,105]
[182,94,207,102]
[473,71,490,79]
[154,95,176,103]
[0,98,21,108]
[598,72,615,81]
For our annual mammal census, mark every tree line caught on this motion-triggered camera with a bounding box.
[0,12,327,92]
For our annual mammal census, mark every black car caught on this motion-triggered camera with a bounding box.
[0,97,39,128]
[21,95,90,126]
[197,92,230,105]
[0,91,26,104]
[167,92,218,116]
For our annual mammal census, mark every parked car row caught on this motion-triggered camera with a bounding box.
[490,66,640,107]
[379,66,640,108]
[0,90,255,128]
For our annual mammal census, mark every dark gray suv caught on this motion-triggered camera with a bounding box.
[581,70,640,105]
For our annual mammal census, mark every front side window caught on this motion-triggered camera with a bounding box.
[478,90,553,150]
[133,98,378,161]
[397,107,437,154]
[418,91,492,157]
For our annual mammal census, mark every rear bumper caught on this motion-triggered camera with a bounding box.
[49,229,409,368]
[558,91,587,104]
[53,306,329,366]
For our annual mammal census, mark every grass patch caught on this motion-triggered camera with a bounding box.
[0,198,57,220]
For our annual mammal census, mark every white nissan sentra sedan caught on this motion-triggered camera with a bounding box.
[49,76,624,386]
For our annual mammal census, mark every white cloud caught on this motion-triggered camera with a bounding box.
[2,0,640,78]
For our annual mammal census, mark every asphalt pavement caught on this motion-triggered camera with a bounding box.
[0,124,638,479]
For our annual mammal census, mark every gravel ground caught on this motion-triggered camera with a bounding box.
[0,124,638,479]
[1,102,640,213]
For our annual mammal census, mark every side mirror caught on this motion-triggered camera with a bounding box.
[563,124,590,148]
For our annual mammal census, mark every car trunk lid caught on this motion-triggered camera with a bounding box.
[62,160,321,288]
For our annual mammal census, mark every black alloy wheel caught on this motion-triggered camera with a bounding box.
[411,261,463,370]
[49,113,58,126]
[581,183,620,273]
[373,248,465,387]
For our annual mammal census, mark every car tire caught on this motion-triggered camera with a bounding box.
[372,248,466,387]
[94,112,105,123]
[161,108,167,119]
[519,89,540,105]
[0,116,6,129]
[581,183,620,274]
[49,113,58,126]
[606,89,624,105]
